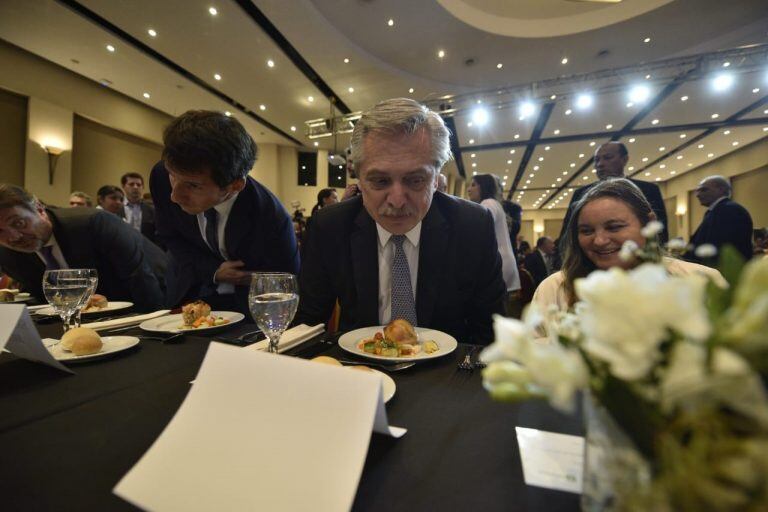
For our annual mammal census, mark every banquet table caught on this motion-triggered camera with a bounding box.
[0,319,582,511]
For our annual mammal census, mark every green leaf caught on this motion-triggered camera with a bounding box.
[718,245,746,289]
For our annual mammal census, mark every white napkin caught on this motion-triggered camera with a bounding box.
[82,310,171,331]
[247,324,324,353]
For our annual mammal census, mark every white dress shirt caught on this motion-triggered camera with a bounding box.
[124,201,142,231]
[196,192,239,294]
[480,199,521,292]
[35,234,69,269]
[376,222,421,324]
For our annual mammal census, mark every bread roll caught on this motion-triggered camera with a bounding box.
[311,356,342,366]
[60,327,103,356]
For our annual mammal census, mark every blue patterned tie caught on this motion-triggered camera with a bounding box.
[40,245,60,270]
[390,235,417,325]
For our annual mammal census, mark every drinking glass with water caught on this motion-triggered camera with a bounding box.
[42,269,94,334]
[248,273,299,353]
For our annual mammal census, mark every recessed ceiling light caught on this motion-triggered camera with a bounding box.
[538,156,544,162]
[147,29,157,37]
[550,94,557,100]
[470,153,476,158]
[712,73,734,92]
[208,6,218,16]
[698,144,705,148]
[408,87,414,93]
[563,171,568,175]
[348,87,354,93]
[680,133,687,138]
[605,124,613,130]
[267,59,275,68]
[514,134,520,139]
[645,74,651,80]
[626,102,634,108]
[545,146,551,151]
[576,93,594,110]
[496,63,503,69]
[670,171,676,175]
[565,109,572,115]
[142,92,150,99]
[553,129,560,135]
[723,130,731,135]
[561,57,568,65]
[642,157,649,162]
[529,174,534,177]
[628,84,651,103]
[589,142,595,147]
[507,159,512,164]
[533,166,540,171]
[722,61,730,67]
[643,37,651,43]
[525,180,531,184]
[557,178,562,182]
[225,111,233,117]
[387,18,394,27]
[707,153,714,158]
[583,176,588,180]
[468,139,475,144]
[659,146,665,151]
[628,166,634,171]
[645,172,651,176]
[314,142,319,147]
[214,73,222,80]
[660,164,666,169]
[437,50,445,59]
[106,44,115,52]
[259,104,266,111]
[472,163,477,167]
[570,163,576,167]
[504,175,508,180]
[519,101,536,118]
[473,171,477,176]
[307,96,314,102]
[651,119,660,125]
[343,58,350,64]
[509,149,516,154]
[290,126,296,132]
[753,88,760,94]
[676,155,683,159]
[732,141,739,146]
[628,138,636,143]
[655,177,661,182]
[711,113,719,119]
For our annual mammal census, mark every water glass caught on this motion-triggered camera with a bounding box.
[42,269,94,334]
[248,273,299,353]
[73,269,98,328]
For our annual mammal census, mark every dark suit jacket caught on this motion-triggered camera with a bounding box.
[294,193,506,345]
[150,161,300,315]
[685,198,753,264]
[524,250,549,288]
[559,177,669,245]
[0,207,166,312]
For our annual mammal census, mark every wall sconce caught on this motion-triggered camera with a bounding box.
[42,146,64,185]
[676,205,687,227]
[533,224,544,234]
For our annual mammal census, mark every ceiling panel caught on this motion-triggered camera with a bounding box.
[546,89,641,137]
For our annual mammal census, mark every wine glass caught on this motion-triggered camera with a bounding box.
[248,273,299,354]
[72,269,98,328]
[42,269,92,334]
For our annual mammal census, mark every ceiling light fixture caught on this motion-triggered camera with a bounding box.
[408,87,414,93]
[496,63,503,69]
[437,49,445,59]
[290,126,296,132]
[565,109,572,115]
[680,133,687,138]
[712,72,735,92]
[651,119,660,125]
[575,93,594,110]
[267,59,275,68]
[225,111,231,117]
[106,44,115,52]
[471,107,490,126]
[259,104,266,111]
[628,84,651,103]
[468,139,475,144]
[214,73,222,80]
[348,87,354,93]
[142,92,150,99]
[314,142,319,147]
[208,7,218,16]
[643,37,651,43]
[148,29,157,37]
[711,113,720,119]
[343,58,350,64]
[387,19,394,27]
[628,138,636,143]
[561,57,569,65]
[554,129,560,135]
[307,96,314,102]
[519,101,535,119]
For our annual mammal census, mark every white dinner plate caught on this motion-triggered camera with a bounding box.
[338,326,458,362]
[373,369,396,403]
[139,311,245,333]
[46,336,140,363]
[35,301,133,316]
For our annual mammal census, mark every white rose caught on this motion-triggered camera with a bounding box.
[665,238,688,251]
[694,244,717,258]
[640,220,664,238]
[619,240,639,262]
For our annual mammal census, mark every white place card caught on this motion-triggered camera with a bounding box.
[114,343,405,512]
[0,304,73,374]
[515,427,584,494]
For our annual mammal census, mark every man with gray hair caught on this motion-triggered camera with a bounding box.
[685,175,753,264]
[295,98,505,344]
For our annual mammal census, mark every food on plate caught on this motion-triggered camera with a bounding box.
[180,301,230,328]
[83,294,108,312]
[0,289,15,302]
[311,355,343,366]
[357,318,440,357]
[60,327,103,356]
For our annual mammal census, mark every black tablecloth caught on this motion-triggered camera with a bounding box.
[1,321,581,511]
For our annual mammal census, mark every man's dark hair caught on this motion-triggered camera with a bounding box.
[162,110,258,188]
[536,236,551,249]
[120,172,144,186]
[601,141,628,158]
[0,184,37,212]
[97,185,124,199]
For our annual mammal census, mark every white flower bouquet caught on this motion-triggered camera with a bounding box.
[481,231,768,511]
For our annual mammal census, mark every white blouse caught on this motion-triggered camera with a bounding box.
[481,199,521,292]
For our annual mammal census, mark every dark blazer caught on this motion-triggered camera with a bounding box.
[0,207,166,312]
[685,198,753,264]
[559,177,669,245]
[294,192,506,345]
[122,201,161,247]
[524,250,549,288]
[150,161,300,315]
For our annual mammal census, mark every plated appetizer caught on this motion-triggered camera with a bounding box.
[357,319,439,357]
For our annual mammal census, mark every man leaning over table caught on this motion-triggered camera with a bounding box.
[294,98,506,345]
[0,184,165,312]
[150,110,299,316]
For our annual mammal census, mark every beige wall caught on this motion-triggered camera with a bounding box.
[520,219,534,247]
[523,207,569,241]
[665,137,768,239]
[664,196,679,239]
[71,116,163,201]
[0,87,26,185]
[25,97,73,206]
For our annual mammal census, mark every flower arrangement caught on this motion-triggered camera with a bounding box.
[481,223,768,511]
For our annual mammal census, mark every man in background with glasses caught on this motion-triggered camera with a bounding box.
[0,184,165,312]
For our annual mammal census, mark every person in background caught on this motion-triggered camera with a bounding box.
[150,110,299,315]
[524,236,556,288]
[296,98,505,344]
[753,228,768,257]
[0,184,165,311]
[502,199,522,259]
[68,191,92,208]
[518,240,532,260]
[436,173,448,194]
[121,172,160,246]
[96,185,125,216]
[535,178,722,311]
[342,147,361,200]
[467,173,521,309]
[684,175,753,265]
[311,188,339,216]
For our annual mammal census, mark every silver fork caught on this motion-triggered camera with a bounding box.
[458,347,476,371]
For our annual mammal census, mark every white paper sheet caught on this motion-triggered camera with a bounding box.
[515,427,584,494]
[0,304,73,373]
[115,343,405,511]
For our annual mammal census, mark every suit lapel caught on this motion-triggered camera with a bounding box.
[350,208,379,326]
[416,201,449,327]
